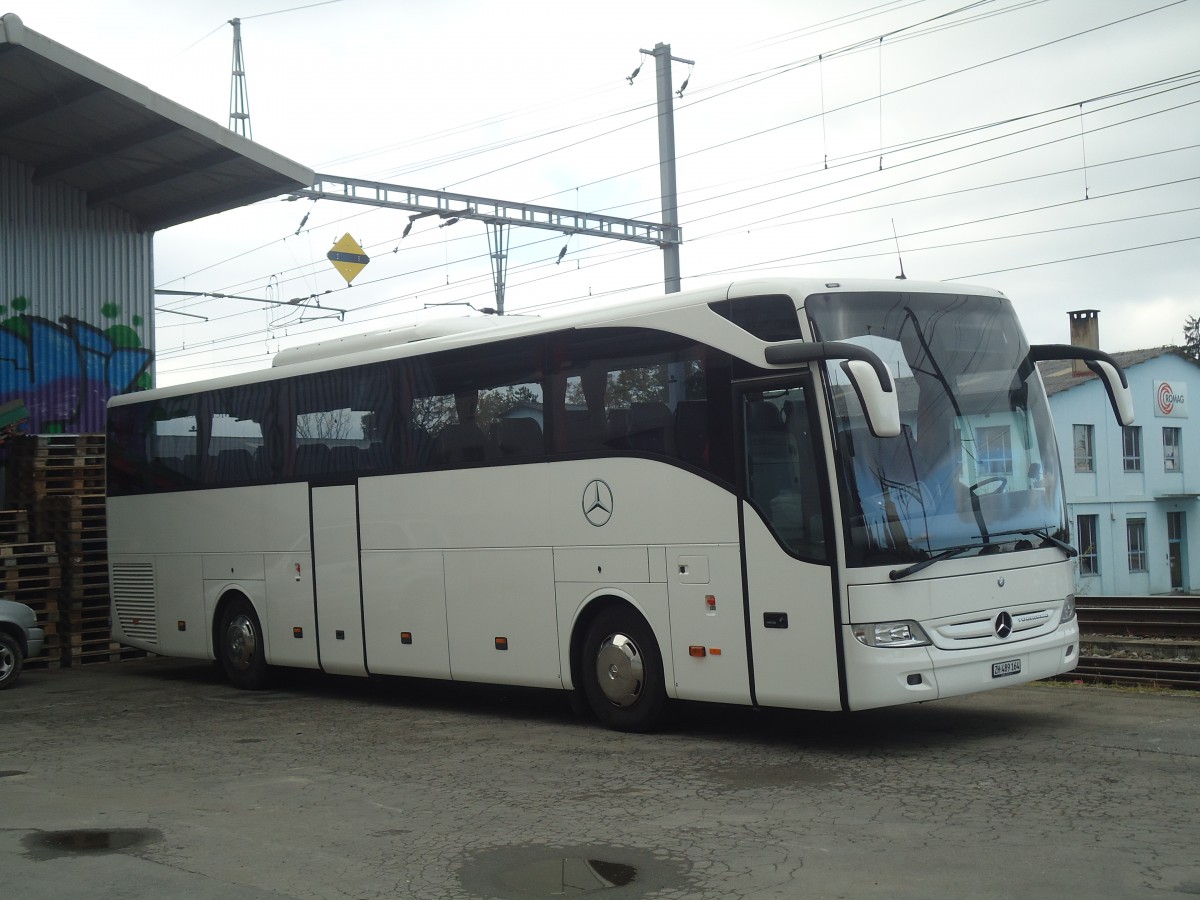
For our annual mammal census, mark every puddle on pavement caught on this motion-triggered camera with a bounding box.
[498,857,637,894]
[459,844,684,898]
[22,828,161,860]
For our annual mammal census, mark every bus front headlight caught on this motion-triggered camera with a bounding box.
[1060,593,1076,624]
[852,621,931,648]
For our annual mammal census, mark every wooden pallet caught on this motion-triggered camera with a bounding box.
[0,509,30,544]
[11,474,106,500]
[0,541,57,559]
[8,434,106,456]
[71,643,147,666]
[35,494,107,541]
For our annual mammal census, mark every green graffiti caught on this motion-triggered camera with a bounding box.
[11,296,28,312]
[105,324,143,349]
[100,302,121,319]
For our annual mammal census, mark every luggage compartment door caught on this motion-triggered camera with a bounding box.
[312,484,367,676]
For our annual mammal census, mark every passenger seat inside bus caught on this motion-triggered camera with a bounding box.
[294,443,330,477]
[495,417,543,459]
[431,423,487,464]
[214,448,257,483]
[628,401,674,455]
[674,400,708,467]
[562,409,607,451]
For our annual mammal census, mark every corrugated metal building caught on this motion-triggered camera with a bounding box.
[0,12,313,445]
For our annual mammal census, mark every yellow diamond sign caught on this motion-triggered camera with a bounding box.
[327,233,369,284]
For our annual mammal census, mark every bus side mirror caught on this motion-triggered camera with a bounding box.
[1084,359,1135,427]
[840,359,902,438]
[764,340,902,438]
[1029,344,1134,427]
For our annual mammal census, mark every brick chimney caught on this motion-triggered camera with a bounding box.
[1068,309,1099,376]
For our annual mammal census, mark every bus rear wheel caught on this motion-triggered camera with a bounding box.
[217,596,269,690]
[580,606,667,733]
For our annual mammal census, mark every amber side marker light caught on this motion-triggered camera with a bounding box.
[689,645,706,657]
[495,637,508,650]
[293,627,303,639]
[401,632,412,645]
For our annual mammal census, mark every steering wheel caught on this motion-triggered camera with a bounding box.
[969,475,1007,495]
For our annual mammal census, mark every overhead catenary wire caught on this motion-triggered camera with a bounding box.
[160,76,1199,316]
[151,0,1198,375]
[158,3,1187,303]
[155,175,1200,366]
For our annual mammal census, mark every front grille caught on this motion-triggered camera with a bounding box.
[931,606,1058,649]
[111,563,158,645]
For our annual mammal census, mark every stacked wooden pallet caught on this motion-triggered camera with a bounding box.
[0,531,63,668]
[5,433,140,668]
[7,434,106,501]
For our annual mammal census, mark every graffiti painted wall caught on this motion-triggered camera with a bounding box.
[2,154,156,442]
[0,295,153,438]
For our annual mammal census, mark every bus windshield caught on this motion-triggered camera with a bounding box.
[806,291,1067,568]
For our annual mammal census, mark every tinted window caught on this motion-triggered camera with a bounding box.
[709,294,802,342]
[550,327,733,483]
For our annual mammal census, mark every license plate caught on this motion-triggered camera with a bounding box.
[992,659,1021,678]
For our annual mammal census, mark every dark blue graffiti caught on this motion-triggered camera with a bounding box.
[0,313,153,436]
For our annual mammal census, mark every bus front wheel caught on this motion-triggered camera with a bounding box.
[580,606,667,733]
[217,596,269,690]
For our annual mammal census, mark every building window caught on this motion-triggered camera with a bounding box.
[1126,518,1147,573]
[1164,427,1182,472]
[1077,514,1099,576]
[977,425,1013,475]
[1073,424,1094,472]
[1122,426,1142,472]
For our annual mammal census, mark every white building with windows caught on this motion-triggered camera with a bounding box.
[1039,311,1198,596]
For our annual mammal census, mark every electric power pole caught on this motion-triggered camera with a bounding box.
[228,18,252,139]
[640,42,692,295]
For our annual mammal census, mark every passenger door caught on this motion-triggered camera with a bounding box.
[738,378,843,710]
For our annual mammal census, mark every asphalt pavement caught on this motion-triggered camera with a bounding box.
[2,657,1198,899]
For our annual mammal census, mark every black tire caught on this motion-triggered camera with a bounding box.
[216,596,269,690]
[579,605,668,733]
[0,631,23,690]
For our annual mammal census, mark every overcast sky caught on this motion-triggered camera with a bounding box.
[22,0,1200,384]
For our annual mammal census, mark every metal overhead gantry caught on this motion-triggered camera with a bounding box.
[295,174,682,314]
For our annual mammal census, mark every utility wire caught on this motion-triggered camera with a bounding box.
[155,176,1200,364]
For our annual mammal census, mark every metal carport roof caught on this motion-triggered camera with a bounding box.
[0,12,313,232]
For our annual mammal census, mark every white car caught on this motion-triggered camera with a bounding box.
[0,599,45,689]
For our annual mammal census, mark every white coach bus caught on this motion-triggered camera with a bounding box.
[107,277,1132,731]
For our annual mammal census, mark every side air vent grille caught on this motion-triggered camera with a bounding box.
[111,563,158,645]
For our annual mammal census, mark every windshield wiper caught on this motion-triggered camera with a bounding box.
[889,542,989,581]
[988,528,1078,558]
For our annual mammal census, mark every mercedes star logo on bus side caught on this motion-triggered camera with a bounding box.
[583,480,613,527]
[994,611,1014,639]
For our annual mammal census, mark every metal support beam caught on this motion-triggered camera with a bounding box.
[297,175,679,247]
[486,222,510,315]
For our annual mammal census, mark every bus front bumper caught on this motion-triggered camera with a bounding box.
[843,619,1080,711]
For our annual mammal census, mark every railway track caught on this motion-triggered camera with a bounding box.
[1076,594,1200,640]
[1068,596,1200,690]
